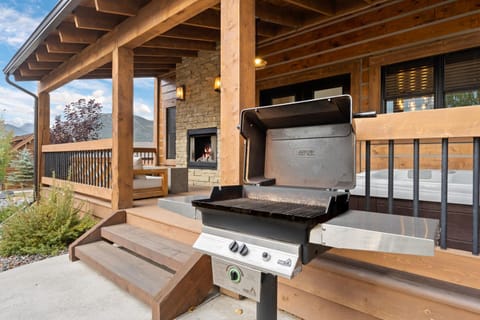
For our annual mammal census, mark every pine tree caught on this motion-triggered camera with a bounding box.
[7,149,34,188]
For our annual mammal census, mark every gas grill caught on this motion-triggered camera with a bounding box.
[193,95,439,320]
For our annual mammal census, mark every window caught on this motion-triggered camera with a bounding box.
[166,107,176,159]
[259,74,350,106]
[382,47,480,113]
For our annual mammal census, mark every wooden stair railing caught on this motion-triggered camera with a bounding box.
[69,212,213,320]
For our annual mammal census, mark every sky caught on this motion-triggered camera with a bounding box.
[0,0,154,128]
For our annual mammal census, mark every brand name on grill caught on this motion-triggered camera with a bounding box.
[296,149,315,157]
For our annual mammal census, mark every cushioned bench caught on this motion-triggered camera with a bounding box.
[133,158,168,199]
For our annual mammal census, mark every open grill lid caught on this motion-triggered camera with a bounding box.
[240,95,355,190]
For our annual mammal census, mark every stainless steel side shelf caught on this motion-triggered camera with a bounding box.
[310,210,439,256]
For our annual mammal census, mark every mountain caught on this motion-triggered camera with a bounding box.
[4,115,153,142]
[98,113,153,142]
[5,123,34,136]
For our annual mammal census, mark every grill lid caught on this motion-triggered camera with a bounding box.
[240,95,355,190]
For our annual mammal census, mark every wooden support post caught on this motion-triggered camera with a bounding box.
[37,92,50,191]
[111,46,134,210]
[153,77,161,166]
[220,0,255,185]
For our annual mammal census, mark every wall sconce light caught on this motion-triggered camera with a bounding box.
[254,56,267,69]
[213,76,221,92]
[176,85,185,100]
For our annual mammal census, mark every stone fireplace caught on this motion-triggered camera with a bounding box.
[187,127,217,169]
[175,50,220,186]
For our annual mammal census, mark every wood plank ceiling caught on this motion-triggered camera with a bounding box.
[15,0,382,81]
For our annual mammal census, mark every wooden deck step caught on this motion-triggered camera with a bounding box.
[75,241,173,305]
[101,224,194,271]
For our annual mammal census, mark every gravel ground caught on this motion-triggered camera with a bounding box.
[0,249,68,272]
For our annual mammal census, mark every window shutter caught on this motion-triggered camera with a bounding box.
[445,49,480,92]
[384,58,434,99]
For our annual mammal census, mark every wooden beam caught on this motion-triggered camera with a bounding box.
[220,0,255,185]
[283,0,335,16]
[94,0,139,16]
[111,46,134,210]
[256,20,291,38]
[36,46,73,62]
[27,61,61,70]
[163,25,220,41]
[37,92,50,191]
[39,0,219,92]
[134,47,198,57]
[143,37,216,51]
[183,9,220,29]
[58,23,104,44]
[134,63,176,70]
[19,67,48,77]
[354,105,480,141]
[134,56,182,64]
[256,2,304,28]
[45,35,86,54]
[153,77,161,166]
[74,6,124,31]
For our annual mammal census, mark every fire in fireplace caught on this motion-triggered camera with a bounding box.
[187,127,217,169]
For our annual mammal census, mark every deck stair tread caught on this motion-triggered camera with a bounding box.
[75,241,173,304]
[101,223,194,271]
[70,211,213,320]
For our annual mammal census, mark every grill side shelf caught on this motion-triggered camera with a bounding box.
[310,210,439,256]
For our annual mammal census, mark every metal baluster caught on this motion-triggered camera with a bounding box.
[388,140,394,214]
[413,139,420,217]
[473,137,479,255]
[365,141,371,211]
[440,138,448,249]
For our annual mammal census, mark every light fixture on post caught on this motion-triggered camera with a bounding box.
[213,76,221,92]
[176,85,185,100]
[254,56,267,69]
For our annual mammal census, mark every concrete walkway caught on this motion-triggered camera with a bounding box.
[0,254,299,320]
[0,254,151,320]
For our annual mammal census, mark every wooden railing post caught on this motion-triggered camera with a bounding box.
[111,46,134,210]
[37,92,50,193]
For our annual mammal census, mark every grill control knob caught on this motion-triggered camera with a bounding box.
[229,241,239,253]
[262,252,271,261]
[239,244,249,256]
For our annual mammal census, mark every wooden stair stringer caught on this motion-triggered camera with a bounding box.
[152,253,213,320]
[69,210,126,261]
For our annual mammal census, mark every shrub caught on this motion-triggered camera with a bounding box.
[0,199,26,223]
[0,183,96,256]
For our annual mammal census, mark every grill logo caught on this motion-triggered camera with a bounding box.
[296,149,315,157]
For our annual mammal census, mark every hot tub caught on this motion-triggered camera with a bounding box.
[351,169,476,205]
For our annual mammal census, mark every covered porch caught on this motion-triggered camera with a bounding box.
[4,0,480,319]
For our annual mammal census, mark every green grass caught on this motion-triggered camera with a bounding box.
[0,184,96,256]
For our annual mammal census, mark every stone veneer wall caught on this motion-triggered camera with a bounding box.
[175,50,220,187]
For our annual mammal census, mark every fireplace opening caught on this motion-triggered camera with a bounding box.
[187,127,217,169]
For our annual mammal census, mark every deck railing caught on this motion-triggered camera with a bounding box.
[354,106,480,255]
[41,140,157,201]
[42,139,113,200]
[42,139,156,200]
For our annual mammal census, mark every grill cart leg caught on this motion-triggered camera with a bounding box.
[257,273,277,320]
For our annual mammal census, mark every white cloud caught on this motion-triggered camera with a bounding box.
[134,102,152,119]
[0,5,41,47]
[0,85,36,126]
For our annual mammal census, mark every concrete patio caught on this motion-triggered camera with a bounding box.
[0,254,298,320]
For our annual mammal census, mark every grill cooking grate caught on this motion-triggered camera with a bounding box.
[209,198,327,220]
